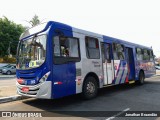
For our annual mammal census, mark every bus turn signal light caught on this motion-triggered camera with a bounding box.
[17,78,24,84]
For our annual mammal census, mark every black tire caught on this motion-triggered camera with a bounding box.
[82,76,98,99]
[137,71,145,85]
[6,71,11,75]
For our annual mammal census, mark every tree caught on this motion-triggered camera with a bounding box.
[29,15,40,26]
[0,17,25,57]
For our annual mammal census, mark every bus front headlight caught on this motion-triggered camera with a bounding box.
[39,71,51,83]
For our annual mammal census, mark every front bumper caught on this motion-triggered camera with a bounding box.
[16,81,52,99]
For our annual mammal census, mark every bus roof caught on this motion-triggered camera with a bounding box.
[20,21,152,50]
[103,35,152,50]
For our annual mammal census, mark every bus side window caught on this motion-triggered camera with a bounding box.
[54,36,61,56]
[143,49,150,60]
[101,43,111,63]
[101,44,105,63]
[113,43,118,60]
[53,36,80,64]
[136,48,143,60]
[105,44,111,62]
[113,43,124,60]
[150,50,154,61]
[85,36,100,59]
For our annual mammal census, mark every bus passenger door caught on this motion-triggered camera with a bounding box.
[113,43,128,84]
[101,43,113,85]
[126,47,135,80]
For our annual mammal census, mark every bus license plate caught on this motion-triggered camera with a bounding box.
[22,87,29,93]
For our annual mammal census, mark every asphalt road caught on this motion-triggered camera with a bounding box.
[0,76,160,120]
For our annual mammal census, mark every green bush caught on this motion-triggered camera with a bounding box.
[3,56,16,63]
[0,58,3,63]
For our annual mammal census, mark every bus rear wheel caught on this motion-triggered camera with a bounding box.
[82,76,98,99]
[137,71,145,85]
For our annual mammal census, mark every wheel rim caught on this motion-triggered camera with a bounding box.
[7,71,11,75]
[86,81,95,94]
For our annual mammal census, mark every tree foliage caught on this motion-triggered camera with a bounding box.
[0,17,25,57]
[29,15,40,26]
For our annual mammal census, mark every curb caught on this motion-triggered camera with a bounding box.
[0,75,16,78]
[0,95,28,104]
[154,74,160,76]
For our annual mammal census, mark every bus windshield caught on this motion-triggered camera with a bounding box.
[17,35,46,70]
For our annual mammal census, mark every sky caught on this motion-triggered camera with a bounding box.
[0,0,160,57]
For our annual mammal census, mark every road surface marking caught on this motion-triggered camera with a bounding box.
[106,108,130,120]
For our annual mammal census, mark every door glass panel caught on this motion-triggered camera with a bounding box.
[104,44,111,62]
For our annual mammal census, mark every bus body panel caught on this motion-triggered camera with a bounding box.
[51,24,77,99]
[135,60,155,79]
[72,28,104,93]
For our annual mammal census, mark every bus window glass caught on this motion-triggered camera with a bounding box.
[54,36,79,58]
[105,44,111,60]
[85,37,100,59]
[53,36,80,64]
[113,43,118,60]
[150,50,154,61]
[54,36,60,56]
[101,44,105,63]
[143,49,150,60]
[136,48,143,60]
[113,43,124,60]
[17,35,46,70]
[69,38,79,57]
[101,43,111,63]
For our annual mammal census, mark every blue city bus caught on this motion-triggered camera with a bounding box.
[16,21,156,99]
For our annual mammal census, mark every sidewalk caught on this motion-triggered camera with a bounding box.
[0,84,28,103]
[0,76,28,103]
[156,70,160,75]
[0,85,17,98]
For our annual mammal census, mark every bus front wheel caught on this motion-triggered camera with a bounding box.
[82,76,98,99]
